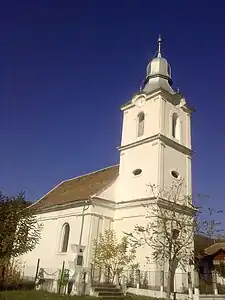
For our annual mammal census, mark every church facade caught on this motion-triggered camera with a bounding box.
[20,37,194,293]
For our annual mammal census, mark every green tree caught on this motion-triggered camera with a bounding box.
[92,229,136,283]
[0,192,42,282]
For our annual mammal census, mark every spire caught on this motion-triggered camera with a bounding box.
[157,34,162,58]
[143,35,174,94]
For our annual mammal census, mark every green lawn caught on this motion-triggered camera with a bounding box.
[0,290,95,300]
[0,290,160,300]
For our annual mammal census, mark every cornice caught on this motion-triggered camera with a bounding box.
[35,196,196,222]
[120,90,163,111]
[118,134,158,151]
[118,133,193,156]
[38,212,114,222]
[157,197,197,215]
[36,198,92,214]
[92,196,156,210]
[160,134,193,156]
[120,88,195,114]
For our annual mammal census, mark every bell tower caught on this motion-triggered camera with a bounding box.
[116,36,193,203]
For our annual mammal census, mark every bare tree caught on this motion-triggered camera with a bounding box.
[125,181,198,299]
[126,180,224,299]
[194,198,224,242]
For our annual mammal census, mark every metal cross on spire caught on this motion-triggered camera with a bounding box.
[157,34,162,58]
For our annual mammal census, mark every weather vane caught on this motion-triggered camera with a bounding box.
[157,34,162,58]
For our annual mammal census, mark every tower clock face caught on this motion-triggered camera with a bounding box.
[137,97,146,107]
[132,95,146,107]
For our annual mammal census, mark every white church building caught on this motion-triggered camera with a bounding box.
[20,36,194,296]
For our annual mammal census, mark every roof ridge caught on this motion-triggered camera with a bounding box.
[63,164,119,183]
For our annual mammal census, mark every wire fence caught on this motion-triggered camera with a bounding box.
[122,269,189,294]
[199,272,225,295]
[14,260,225,296]
[16,259,67,294]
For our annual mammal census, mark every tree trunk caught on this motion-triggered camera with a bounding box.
[166,261,177,300]
[0,264,6,285]
[107,266,110,283]
[166,267,172,300]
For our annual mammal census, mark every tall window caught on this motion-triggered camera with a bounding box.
[138,112,145,137]
[60,223,70,252]
[172,113,179,140]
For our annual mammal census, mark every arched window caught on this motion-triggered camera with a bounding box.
[172,113,180,140]
[60,223,70,252]
[137,112,145,137]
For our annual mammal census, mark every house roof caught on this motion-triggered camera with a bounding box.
[194,235,225,258]
[194,234,214,253]
[32,165,119,211]
[204,242,225,256]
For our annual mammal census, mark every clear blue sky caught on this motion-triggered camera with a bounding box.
[0,1,225,212]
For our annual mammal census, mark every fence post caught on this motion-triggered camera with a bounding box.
[121,274,126,295]
[100,267,105,283]
[194,270,199,299]
[173,275,176,300]
[136,269,140,290]
[212,270,218,295]
[160,270,164,298]
[188,271,193,299]
[160,270,164,292]
[34,258,40,284]
[58,261,65,294]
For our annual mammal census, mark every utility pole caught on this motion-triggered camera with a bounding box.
[76,199,94,266]
[78,200,90,247]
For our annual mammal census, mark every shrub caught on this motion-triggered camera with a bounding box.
[0,260,34,291]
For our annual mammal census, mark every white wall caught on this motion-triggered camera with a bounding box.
[161,144,191,196]
[96,180,117,202]
[21,205,92,274]
[113,202,157,270]
[161,96,191,149]
[117,92,192,202]
[116,142,159,202]
[121,95,161,147]
[20,201,117,278]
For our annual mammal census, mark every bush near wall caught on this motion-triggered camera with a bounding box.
[0,261,35,291]
[0,280,35,291]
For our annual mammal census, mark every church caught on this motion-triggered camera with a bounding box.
[20,36,194,295]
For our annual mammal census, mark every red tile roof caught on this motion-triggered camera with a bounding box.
[32,165,119,210]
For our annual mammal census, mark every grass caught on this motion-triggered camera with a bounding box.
[0,290,96,300]
[0,290,161,300]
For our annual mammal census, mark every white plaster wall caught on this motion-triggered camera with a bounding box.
[121,96,161,147]
[20,201,118,278]
[116,142,159,202]
[162,98,191,149]
[118,93,192,203]
[20,205,93,275]
[114,217,156,271]
[91,200,115,219]
[162,145,191,196]
[113,203,157,270]
[121,94,191,151]
[97,180,117,201]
